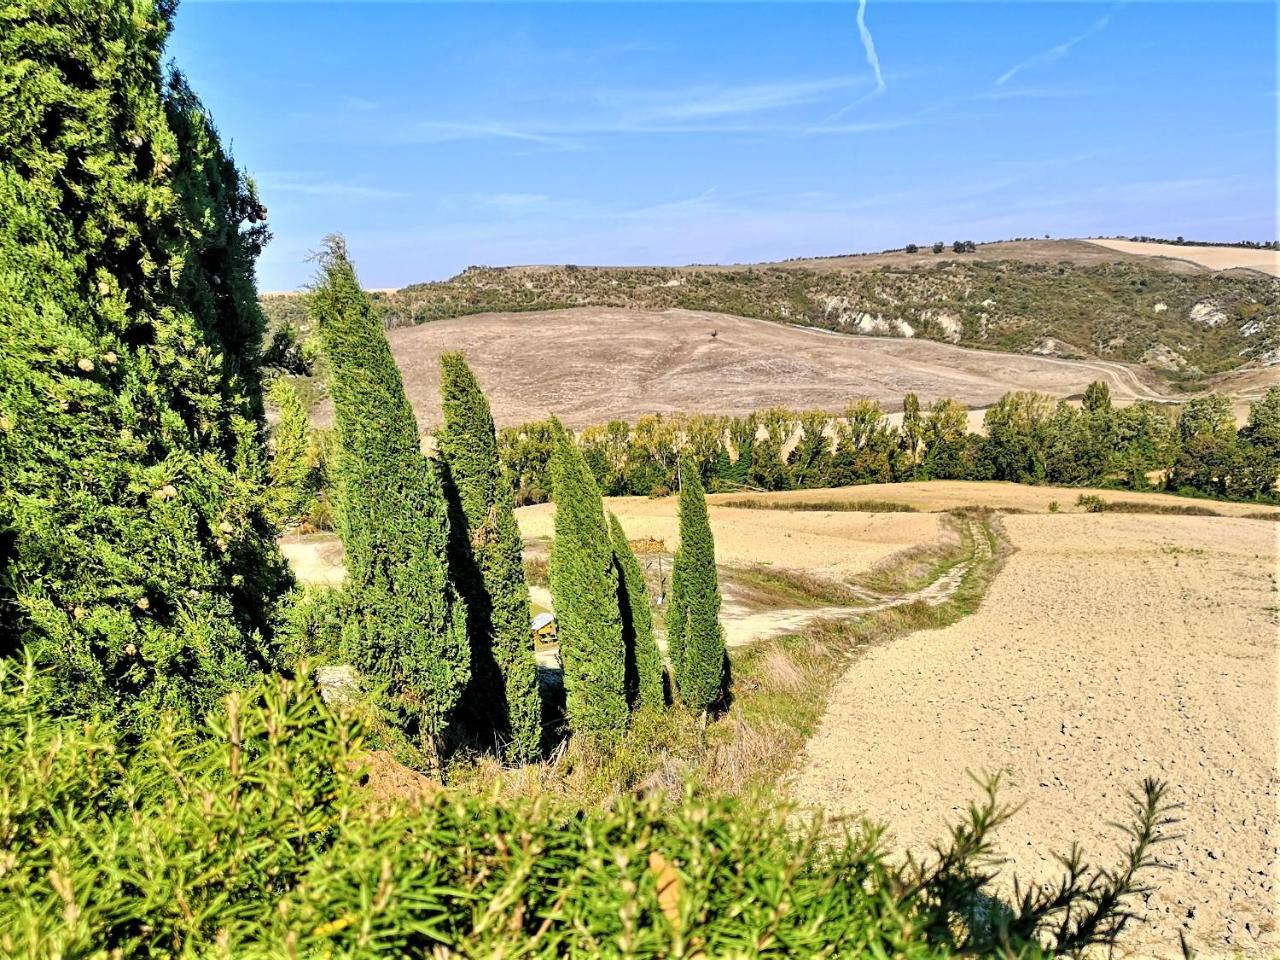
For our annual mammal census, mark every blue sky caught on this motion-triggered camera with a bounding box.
[172,1,1277,291]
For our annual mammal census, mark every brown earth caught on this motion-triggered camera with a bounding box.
[707,480,1279,520]
[515,494,944,580]
[325,306,1222,431]
[790,513,1279,958]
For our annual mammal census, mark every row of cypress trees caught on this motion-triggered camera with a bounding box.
[313,244,727,758]
[0,0,727,760]
[310,240,544,765]
[549,433,727,744]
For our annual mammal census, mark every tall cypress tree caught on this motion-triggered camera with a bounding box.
[0,0,287,730]
[669,459,727,713]
[437,352,542,762]
[608,512,663,712]
[548,426,628,744]
[311,239,467,762]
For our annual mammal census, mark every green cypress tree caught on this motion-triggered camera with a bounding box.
[265,378,317,529]
[311,239,467,762]
[548,425,628,744]
[437,352,541,762]
[608,512,663,712]
[0,0,287,730]
[669,459,727,713]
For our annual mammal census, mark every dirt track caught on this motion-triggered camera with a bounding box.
[355,307,1195,430]
[790,513,1278,957]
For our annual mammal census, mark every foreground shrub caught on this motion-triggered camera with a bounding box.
[0,660,1173,958]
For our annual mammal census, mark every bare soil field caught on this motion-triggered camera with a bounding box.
[791,513,1279,958]
[346,307,1194,431]
[514,494,944,581]
[707,480,1279,519]
[1088,239,1280,277]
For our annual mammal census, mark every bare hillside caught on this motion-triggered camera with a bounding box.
[263,239,1280,383]
[307,306,1248,430]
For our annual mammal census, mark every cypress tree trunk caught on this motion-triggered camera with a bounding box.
[437,352,542,762]
[669,459,727,713]
[608,512,664,712]
[0,0,287,731]
[548,426,628,745]
[311,239,468,763]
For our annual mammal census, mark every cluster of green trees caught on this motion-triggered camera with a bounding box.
[549,427,726,744]
[500,384,1280,505]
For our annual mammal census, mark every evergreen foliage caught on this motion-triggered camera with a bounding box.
[0,660,1174,958]
[608,512,664,711]
[311,239,467,760]
[501,382,1280,507]
[669,460,727,712]
[265,377,318,528]
[0,0,287,730]
[548,425,628,744]
[437,352,542,762]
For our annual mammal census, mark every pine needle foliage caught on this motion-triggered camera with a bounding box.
[311,239,467,759]
[548,425,628,744]
[0,659,1175,958]
[265,377,318,528]
[669,459,727,712]
[0,0,287,731]
[437,352,541,762]
[608,512,664,711]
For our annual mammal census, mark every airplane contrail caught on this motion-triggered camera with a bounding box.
[857,0,887,95]
[812,0,886,128]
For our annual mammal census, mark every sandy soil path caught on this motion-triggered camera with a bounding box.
[790,514,1278,957]
[721,519,990,648]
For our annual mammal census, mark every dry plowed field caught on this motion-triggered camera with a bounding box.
[791,511,1278,958]
[331,307,1191,430]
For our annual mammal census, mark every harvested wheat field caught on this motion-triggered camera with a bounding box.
[515,494,943,579]
[708,479,1279,519]
[332,307,1182,430]
[791,513,1279,958]
[1088,239,1280,277]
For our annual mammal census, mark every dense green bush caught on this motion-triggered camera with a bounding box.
[0,0,288,731]
[0,659,1175,958]
[437,352,542,762]
[548,426,629,744]
[668,460,727,711]
[312,239,467,763]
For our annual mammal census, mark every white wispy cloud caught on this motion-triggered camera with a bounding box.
[263,177,408,200]
[996,8,1117,86]
[628,76,862,123]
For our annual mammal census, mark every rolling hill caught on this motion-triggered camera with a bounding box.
[262,240,1279,390]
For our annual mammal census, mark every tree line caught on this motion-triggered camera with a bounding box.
[500,383,1280,505]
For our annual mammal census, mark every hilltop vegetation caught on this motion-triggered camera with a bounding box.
[262,249,1280,384]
